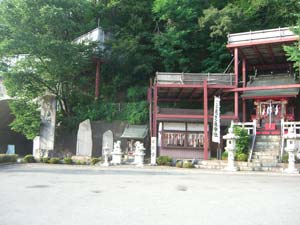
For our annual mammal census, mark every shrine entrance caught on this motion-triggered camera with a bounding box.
[251,99,295,134]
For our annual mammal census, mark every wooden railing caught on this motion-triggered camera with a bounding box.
[156,72,235,86]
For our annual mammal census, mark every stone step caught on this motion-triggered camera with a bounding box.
[253,152,279,156]
[255,142,280,146]
[256,136,281,141]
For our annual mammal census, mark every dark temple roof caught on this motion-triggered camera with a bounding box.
[241,74,299,98]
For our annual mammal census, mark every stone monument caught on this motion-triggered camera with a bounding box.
[283,127,300,174]
[150,137,157,165]
[111,140,122,165]
[101,130,114,166]
[134,141,145,167]
[76,119,93,157]
[40,95,56,158]
[223,125,239,172]
[32,136,40,159]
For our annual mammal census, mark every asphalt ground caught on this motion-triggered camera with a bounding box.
[1,163,300,225]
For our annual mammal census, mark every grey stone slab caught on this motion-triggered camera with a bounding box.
[76,119,93,157]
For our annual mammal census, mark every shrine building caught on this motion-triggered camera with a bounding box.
[149,27,300,161]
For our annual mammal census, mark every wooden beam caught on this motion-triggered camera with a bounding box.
[234,48,239,87]
[267,45,276,64]
[223,84,300,92]
[253,46,265,64]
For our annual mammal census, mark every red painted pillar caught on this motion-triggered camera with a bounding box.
[242,58,246,88]
[203,79,209,160]
[242,58,246,122]
[242,100,246,122]
[153,85,158,137]
[95,60,100,100]
[234,47,239,120]
[149,79,153,137]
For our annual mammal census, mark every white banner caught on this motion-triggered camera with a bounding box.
[212,96,221,143]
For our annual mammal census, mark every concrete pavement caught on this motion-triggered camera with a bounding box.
[1,163,300,225]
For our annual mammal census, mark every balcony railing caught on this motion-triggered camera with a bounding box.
[155,72,235,86]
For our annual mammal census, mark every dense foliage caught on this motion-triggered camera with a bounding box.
[1,0,300,138]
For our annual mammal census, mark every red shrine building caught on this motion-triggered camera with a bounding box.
[149,27,300,161]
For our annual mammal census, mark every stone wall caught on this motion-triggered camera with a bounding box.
[54,120,128,157]
[0,100,32,155]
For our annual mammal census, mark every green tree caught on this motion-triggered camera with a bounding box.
[0,0,97,138]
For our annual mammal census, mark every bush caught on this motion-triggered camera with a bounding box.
[282,153,289,163]
[157,156,172,166]
[75,160,85,165]
[236,153,248,162]
[41,157,50,163]
[63,157,73,164]
[0,154,18,163]
[49,157,61,164]
[183,161,194,168]
[233,126,250,154]
[91,157,100,165]
[221,151,228,160]
[176,160,183,168]
[23,154,35,163]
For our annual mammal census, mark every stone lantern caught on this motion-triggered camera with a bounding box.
[283,127,299,174]
[223,125,239,171]
[111,140,122,165]
[102,144,111,167]
[134,141,145,167]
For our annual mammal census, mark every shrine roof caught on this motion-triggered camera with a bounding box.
[227,27,298,70]
[241,74,299,98]
[121,125,148,139]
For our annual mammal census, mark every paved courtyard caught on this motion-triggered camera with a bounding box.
[1,164,300,225]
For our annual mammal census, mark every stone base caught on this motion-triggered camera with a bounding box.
[102,161,110,167]
[223,166,239,172]
[111,154,122,165]
[284,168,299,174]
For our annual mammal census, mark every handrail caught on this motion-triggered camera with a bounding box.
[155,72,235,86]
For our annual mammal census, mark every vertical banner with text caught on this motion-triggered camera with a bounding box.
[212,96,221,143]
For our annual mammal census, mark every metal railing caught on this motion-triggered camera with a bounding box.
[156,72,235,86]
[228,27,296,44]
[231,120,257,162]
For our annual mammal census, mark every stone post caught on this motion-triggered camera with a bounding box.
[134,141,145,167]
[111,140,122,165]
[223,125,239,171]
[102,144,111,167]
[283,127,299,174]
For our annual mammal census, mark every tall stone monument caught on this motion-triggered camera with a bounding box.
[102,130,113,155]
[40,95,56,157]
[76,119,93,157]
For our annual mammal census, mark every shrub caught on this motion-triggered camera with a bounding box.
[49,157,61,164]
[282,153,289,163]
[176,160,183,168]
[0,154,18,163]
[233,126,250,154]
[41,157,50,163]
[157,156,172,166]
[23,154,35,163]
[63,157,73,164]
[183,161,194,168]
[236,153,248,162]
[91,157,100,165]
[221,151,228,160]
[75,160,85,165]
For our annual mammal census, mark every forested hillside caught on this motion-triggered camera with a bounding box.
[0,0,299,139]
